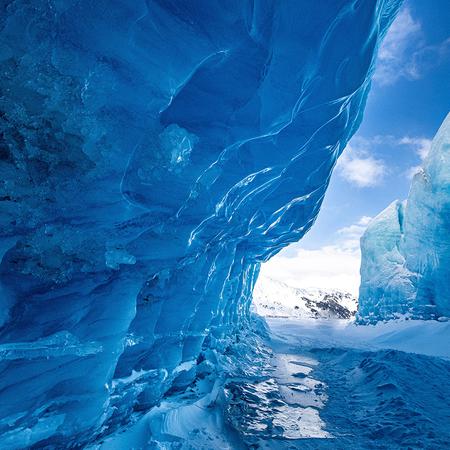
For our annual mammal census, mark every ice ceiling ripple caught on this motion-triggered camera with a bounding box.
[0,0,400,446]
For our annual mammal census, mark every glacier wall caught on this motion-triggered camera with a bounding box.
[358,114,450,322]
[0,0,401,446]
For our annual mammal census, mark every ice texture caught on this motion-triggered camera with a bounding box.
[0,0,400,446]
[358,114,450,322]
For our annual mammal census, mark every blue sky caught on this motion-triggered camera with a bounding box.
[261,0,450,295]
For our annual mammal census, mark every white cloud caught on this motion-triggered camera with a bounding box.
[357,216,372,226]
[398,136,432,179]
[336,141,386,187]
[337,216,373,250]
[337,134,433,185]
[260,216,372,296]
[407,37,450,81]
[405,165,423,179]
[399,137,432,160]
[374,6,450,86]
[260,246,361,295]
[374,7,422,86]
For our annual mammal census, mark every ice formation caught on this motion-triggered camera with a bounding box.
[0,0,400,447]
[358,114,450,322]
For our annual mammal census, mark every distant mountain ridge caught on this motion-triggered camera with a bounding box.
[253,276,358,319]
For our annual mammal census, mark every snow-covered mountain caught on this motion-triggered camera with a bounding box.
[253,276,358,319]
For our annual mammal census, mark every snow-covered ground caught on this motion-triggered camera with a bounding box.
[253,276,357,320]
[93,314,450,449]
[250,317,450,449]
[268,317,450,359]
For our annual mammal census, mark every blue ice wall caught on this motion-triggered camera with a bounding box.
[0,0,400,446]
[358,114,450,322]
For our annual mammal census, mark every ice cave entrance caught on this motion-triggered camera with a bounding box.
[253,187,363,322]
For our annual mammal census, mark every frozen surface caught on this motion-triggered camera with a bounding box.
[268,317,450,360]
[358,114,450,322]
[261,317,450,449]
[109,317,450,449]
[0,0,401,446]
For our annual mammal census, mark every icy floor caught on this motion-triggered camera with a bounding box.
[95,318,450,449]
[268,317,450,359]
[251,318,450,449]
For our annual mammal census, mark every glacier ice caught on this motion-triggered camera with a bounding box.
[0,0,401,447]
[358,114,450,322]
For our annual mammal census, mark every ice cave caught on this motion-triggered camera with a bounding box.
[0,0,449,449]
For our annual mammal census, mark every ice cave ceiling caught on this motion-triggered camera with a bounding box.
[0,0,401,447]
